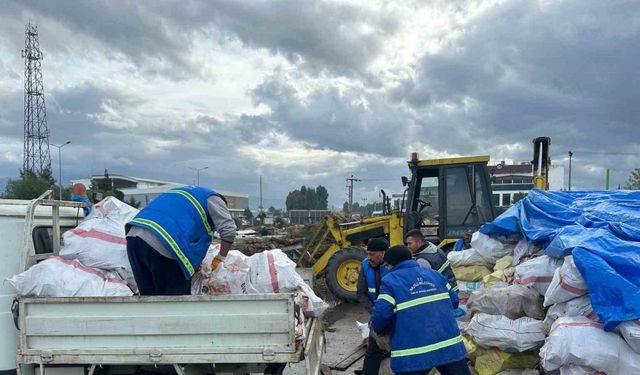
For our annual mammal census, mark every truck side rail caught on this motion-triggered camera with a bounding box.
[17,294,301,366]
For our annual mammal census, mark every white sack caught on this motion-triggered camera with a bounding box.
[447,248,494,267]
[559,365,606,375]
[249,249,328,317]
[540,316,640,374]
[543,295,596,332]
[514,255,563,295]
[465,313,545,352]
[467,284,544,320]
[471,232,518,262]
[60,196,138,290]
[7,256,132,297]
[617,320,640,354]
[513,238,540,266]
[191,244,257,295]
[544,256,588,307]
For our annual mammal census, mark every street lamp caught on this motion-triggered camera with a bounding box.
[568,151,573,191]
[188,166,208,185]
[50,140,71,199]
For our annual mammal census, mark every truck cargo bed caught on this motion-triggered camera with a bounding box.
[17,294,320,367]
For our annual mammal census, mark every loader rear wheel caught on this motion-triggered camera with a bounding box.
[326,247,366,302]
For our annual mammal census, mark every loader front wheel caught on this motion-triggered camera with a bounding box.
[326,247,366,302]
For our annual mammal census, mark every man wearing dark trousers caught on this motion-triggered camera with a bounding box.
[125,185,237,295]
[371,245,470,375]
[356,237,390,375]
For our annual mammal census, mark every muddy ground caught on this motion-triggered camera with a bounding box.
[285,280,393,375]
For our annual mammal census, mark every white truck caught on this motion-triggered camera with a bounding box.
[1,191,324,375]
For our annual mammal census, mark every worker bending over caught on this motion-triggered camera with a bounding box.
[125,186,237,295]
[371,245,470,375]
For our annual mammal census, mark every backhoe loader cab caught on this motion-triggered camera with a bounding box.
[403,155,495,249]
[299,155,496,301]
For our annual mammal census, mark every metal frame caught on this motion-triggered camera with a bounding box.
[20,190,85,272]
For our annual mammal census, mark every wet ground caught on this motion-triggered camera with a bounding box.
[285,280,393,375]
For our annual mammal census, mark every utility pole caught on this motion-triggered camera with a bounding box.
[346,175,360,215]
[568,151,573,191]
[22,21,51,175]
[605,168,610,190]
[259,175,263,211]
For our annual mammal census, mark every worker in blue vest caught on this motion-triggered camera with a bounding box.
[356,237,390,375]
[454,230,473,251]
[125,186,237,295]
[371,245,470,375]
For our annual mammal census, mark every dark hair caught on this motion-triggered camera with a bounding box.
[383,245,413,266]
[367,237,389,252]
[405,229,424,241]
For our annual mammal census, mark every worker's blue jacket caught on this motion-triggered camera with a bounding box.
[361,259,389,302]
[371,259,467,373]
[126,186,219,279]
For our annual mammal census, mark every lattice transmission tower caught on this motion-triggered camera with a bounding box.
[21,21,51,175]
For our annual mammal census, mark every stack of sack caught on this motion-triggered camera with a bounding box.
[191,245,329,335]
[463,189,640,374]
[448,232,547,375]
[7,196,138,297]
[449,232,518,313]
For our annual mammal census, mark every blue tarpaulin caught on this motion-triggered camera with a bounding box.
[479,189,640,331]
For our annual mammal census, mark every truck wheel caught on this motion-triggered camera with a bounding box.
[326,247,366,302]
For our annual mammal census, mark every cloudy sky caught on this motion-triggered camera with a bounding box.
[1,0,639,208]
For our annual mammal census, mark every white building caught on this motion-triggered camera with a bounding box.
[72,174,249,217]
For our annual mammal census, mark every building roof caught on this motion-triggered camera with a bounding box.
[489,163,533,176]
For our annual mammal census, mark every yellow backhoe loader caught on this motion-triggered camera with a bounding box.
[297,154,497,301]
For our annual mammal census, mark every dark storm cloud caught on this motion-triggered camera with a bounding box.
[394,0,640,188]
[188,0,397,76]
[251,75,414,156]
[7,0,396,79]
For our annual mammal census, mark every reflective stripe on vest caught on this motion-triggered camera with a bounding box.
[391,335,463,358]
[130,217,196,276]
[378,293,396,305]
[368,288,377,293]
[166,190,213,236]
[396,292,450,311]
[437,260,450,273]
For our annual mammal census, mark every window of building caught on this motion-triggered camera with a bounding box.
[503,194,512,206]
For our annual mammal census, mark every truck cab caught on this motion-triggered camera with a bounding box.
[0,198,83,373]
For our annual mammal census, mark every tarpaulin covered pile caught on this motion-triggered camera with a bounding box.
[474,189,640,373]
[480,189,640,331]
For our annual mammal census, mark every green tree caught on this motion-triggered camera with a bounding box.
[285,185,329,210]
[315,185,329,210]
[127,196,141,209]
[243,207,254,222]
[256,211,267,224]
[90,169,124,202]
[2,169,56,199]
[274,216,285,228]
[625,168,640,189]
